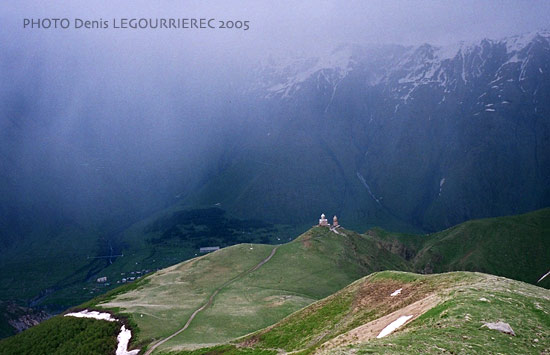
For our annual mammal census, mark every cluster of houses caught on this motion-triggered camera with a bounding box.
[96,268,154,285]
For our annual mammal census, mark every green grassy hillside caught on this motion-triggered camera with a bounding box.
[176,271,549,355]
[371,208,550,288]
[93,227,408,352]
[0,206,296,338]
[2,209,549,354]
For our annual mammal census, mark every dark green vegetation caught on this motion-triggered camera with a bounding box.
[145,207,276,247]
[0,316,119,355]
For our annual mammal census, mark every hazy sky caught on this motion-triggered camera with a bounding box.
[2,0,550,58]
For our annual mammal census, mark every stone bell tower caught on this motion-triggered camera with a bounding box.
[333,215,339,227]
[319,213,329,226]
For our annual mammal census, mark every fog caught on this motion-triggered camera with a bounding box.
[1,0,549,239]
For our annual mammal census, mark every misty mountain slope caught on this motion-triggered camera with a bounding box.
[186,120,420,233]
[187,30,550,232]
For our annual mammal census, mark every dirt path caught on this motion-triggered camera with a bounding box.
[144,246,278,355]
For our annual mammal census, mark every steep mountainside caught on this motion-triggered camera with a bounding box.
[190,30,550,232]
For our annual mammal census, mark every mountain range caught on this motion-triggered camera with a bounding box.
[189,29,550,232]
[1,30,550,345]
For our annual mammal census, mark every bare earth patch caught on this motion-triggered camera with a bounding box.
[319,293,441,351]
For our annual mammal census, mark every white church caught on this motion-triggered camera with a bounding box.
[318,213,339,228]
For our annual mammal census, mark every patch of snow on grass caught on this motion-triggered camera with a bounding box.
[390,288,402,297]
[377,315,413,338]
[65,310,139,354]
[64,310,116,322]
[116,325,139,355]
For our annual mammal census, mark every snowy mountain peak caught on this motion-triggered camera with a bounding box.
[256,30,549,99]
[260,45,357,98]
[502,29,550,53]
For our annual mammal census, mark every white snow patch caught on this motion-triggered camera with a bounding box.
[538,269,550,283]
[503,31,540,53]
[116,325,139,355]
[356,172,381,205]
[64,310,117,322]
[265,46,355,98]
[377,315,413,338]
[485,108,496,112]
[439,178,446,196]
[390,288,402,297]
[65,310,139,354]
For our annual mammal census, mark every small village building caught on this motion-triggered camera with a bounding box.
[96,276,107,283]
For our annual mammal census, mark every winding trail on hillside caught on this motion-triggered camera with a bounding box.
[144,246,279,355]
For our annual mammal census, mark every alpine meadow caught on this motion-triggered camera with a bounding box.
[1,1,550,354]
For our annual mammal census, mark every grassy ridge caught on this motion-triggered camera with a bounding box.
[99,227,410,352]
[372,208,550,288]
[100,243,276,348]
[2,209,549,353]
[346,273,550,354]
[237,272,476,353]
[174,271,548,355]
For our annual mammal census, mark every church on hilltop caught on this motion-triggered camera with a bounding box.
[318,213,339,228]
